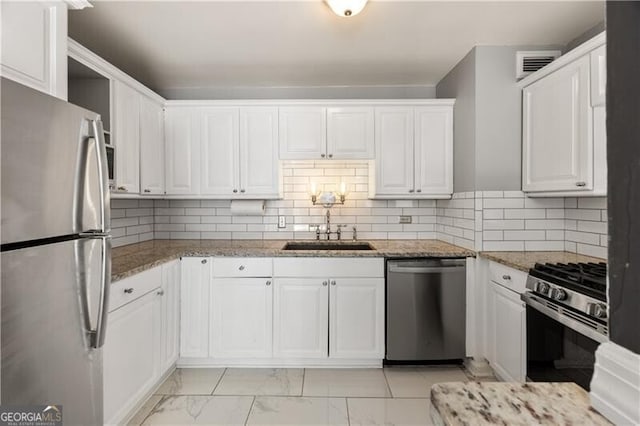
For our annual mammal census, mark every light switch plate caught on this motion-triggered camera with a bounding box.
[399,215,412,224]
[278,216,286,228]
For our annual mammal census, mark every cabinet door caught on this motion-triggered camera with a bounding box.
[329,278,385,359]
[161,260,181,373]
[279,107,326,160]
[180,257,211,358]
[491,282,526,382]
[590,45,606,107]
[240,107,280,197]
[373,107,415,196]
[210,278,273,358]
[103,290,161,425]
[164,107,201,195]
[139,95,165,195]
[113,81,141,194]
[326,107,374,159]
[273,278,328,359]
[414,107,453,195]
[201,107,239,196]
[522,56,592,192]
[0,1,67,99]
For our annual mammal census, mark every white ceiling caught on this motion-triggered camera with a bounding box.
[68,1,604,99]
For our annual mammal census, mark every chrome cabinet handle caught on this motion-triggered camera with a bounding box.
[331,280,336,286]
[576,182,587,187]
[240,189,246,193]
[416,189,422,193]
[322,281,328,286]
[266,281,271,286]
[201,259,207,264]
[409,189,415,193]
[233,189,238,193]
[321,153,326,158]
[144,189,151,193]
[124,288,134,294]
[239,265,245,271]
[328,154,333,158]
[157,289,165,296]
[117,186,127,191]
[502,275,511,280]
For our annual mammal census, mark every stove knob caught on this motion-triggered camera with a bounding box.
[550,288,568,301]
[537,282,550,295]
[586,303,607,319]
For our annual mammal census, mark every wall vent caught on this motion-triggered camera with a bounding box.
[516,50,562,80]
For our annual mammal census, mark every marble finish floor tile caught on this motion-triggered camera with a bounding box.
[303,368,392,397]
[384,367,468,398]
[348,398,433,426]
[214,368,304,396]
[246,396,349,425]
[141,395,253,425]
[128,395,162,425]
[155,368,226,395]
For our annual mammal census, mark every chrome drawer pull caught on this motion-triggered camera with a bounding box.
[124,288,134,294]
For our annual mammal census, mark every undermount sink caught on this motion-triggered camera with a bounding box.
[282,241,375,251]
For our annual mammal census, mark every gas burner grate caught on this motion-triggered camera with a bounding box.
[530,262,607,300]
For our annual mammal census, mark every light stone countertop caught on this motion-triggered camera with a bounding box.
[111,239,476,282]
[430,381,612,426]
[479,251,606,272]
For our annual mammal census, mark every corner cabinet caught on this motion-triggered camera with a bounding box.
[1,1,68,99]
[370,103,454,199]
[140,96,165,195]
[521,32,606,197]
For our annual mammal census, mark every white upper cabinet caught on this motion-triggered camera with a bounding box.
[139,96,165,195]
[590,45,606,107]
[520,32,606,197]
[279,107,327,159]
[326,107,374,159]
[329,278,385,359]
[371,104,454,199]
[414,107,453,195]
[201,107,239,196]
[113,81,141,194]
[165,107,201,195]
[1,1,68,99]
[240,107,280,197]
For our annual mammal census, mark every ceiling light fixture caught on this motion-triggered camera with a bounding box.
[325,0,368,17]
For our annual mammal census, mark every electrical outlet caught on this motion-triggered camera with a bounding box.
[278,216,286,228]
[398,215,412,224]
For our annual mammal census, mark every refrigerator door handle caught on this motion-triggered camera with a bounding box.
[91,236,111,349]
[90,119,111,234]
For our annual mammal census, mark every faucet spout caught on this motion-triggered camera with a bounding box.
[325,210,331,240]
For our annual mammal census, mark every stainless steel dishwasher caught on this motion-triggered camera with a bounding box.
[386,258,466,361]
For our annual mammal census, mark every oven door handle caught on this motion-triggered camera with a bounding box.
[522,292,609,344]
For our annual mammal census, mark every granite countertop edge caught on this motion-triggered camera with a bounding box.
[111,239,476,282]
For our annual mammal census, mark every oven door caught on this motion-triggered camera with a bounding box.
[522,292,608,391]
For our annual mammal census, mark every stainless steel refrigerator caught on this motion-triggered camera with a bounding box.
[1,77,111,425]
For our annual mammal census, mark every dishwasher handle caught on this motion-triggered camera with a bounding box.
[388,259,466,274]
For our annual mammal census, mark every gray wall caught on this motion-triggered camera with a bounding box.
[162,84,436,100]
[436,48,477,193]
[474,46,523,191]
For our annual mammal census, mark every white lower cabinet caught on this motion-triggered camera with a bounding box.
[490,281,526,383]
[104,281,161,425]
[329,278,385,359]
[160,260,181,372]
[210,277,273,358]
[273,278,329,359]
[180,257,211,358]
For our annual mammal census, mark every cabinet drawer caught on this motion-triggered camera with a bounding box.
[212,258,273,277]
[274,258,384,278]
[489,261,527,294]
[110,266,162,312]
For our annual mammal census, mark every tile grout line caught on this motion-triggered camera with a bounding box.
[382,368,395,398]
[345,397,352,426]
[301,368,306,397]
[243,396,256,426]
[210,367,227,395]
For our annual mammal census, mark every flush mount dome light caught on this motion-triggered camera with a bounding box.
[325,0,368,17]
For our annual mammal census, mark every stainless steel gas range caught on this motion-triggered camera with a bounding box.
[522,262,608,391]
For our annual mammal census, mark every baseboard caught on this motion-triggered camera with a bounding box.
[464,357,494,378]
[177,357,383,368]
[590,342,640,425]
